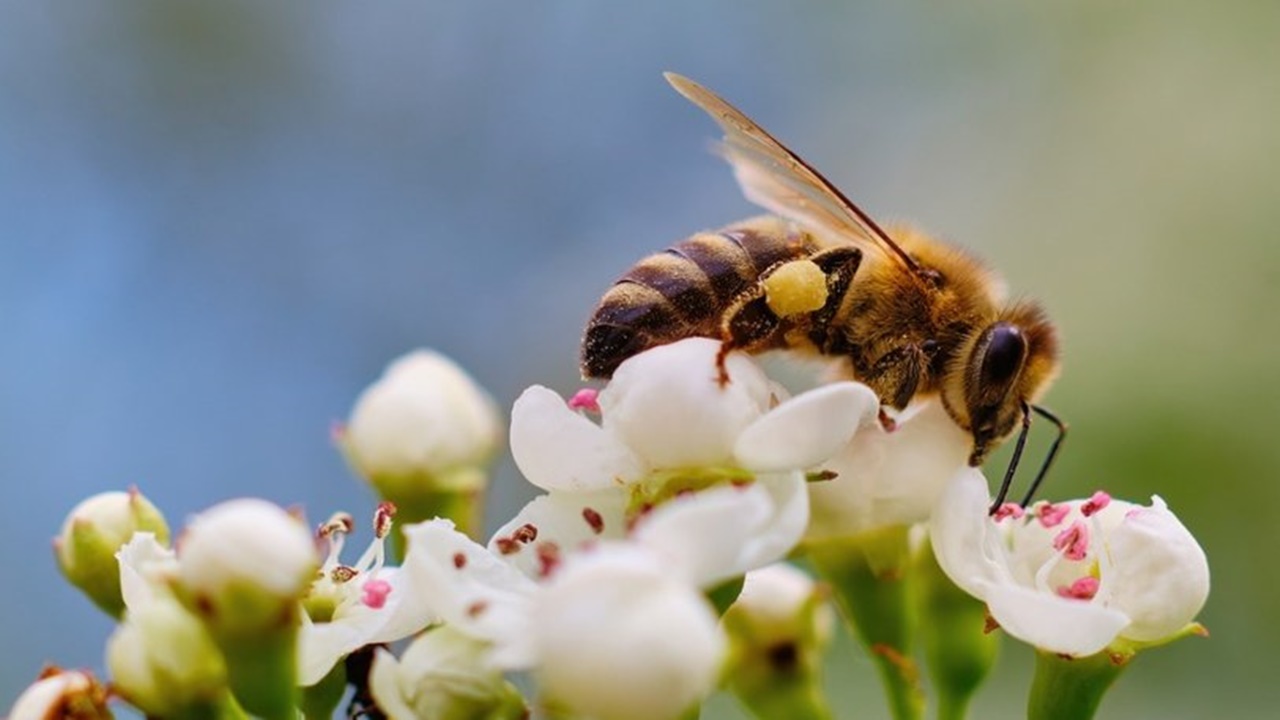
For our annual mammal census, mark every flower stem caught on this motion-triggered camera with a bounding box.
[1027,650,1127,720]
[807,525,924,720]
[914,536,998,720]
[734,673,833,720]
[386,485,484,560]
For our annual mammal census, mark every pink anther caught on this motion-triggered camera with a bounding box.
[361,578,393,609]
[993,503,1026,521]
[567,388,601,413]
[1036,502,1071,528]
[1053,520,1091,561]
[1056,576,1100,600]
[1080,491,1112,517]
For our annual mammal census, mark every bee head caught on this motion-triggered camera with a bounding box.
[946,303,1060,465]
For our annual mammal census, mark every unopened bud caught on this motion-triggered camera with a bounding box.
[106,595,229,719]
[369,625,527,720]
[54,489,169,618]
[6,667,112,720]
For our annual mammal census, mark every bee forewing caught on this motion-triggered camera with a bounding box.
[665,72,915,269]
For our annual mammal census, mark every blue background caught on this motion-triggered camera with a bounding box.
[3,2,1277,717]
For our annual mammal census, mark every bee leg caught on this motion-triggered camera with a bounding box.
[877,407,898,432]
[717,286,781,386]
[808,247,863,354]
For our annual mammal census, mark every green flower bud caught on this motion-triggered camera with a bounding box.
[54,489,169,618]
[106,594,230,720]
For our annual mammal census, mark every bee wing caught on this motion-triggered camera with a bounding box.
[665,72,919,272]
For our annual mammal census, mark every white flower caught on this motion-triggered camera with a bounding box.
[806,399,971,542]
[343,350,502,486]
[727,563,834,650]
[530,544,725,720]
[176,498,318,632]
[402,493,796,720]
[369,625,522,720]
[511,339,875,491]
[930,470,1211,657]
[297,505,436,686]
[6,668,110,720]
[504,338,876,579]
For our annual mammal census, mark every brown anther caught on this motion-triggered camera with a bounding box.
[582,507,605,535]
[373,502,396,539]
[466,600,489,618]
[983,613,1000,634]
[452,552,467,569]
[331,565,359,584]
[806,469,838,483]
[318,512,355,539]
[495,537,520,555]
[512,523,538,544]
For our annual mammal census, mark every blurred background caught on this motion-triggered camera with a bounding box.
[2,1,1276,717]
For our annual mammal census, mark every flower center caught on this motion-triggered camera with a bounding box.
[303,504,396,621]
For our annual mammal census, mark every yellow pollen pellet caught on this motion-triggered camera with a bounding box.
[763,260,828,318]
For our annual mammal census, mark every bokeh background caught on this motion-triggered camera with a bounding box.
[3,2,1276,717]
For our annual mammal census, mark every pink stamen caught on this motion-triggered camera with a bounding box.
[567,388,601,413]
[1057,576,1100,600]
[1053,520,1090,561]
[993,503,1025,521]
[1036,502,1071,528]
[1081,491,1112,517]
[360,578,392,609]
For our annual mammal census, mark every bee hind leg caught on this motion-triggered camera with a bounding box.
[716,286,783,386]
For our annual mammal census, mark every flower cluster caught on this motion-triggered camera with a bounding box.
[11,339,1211,720]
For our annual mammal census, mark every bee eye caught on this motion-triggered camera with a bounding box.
[979,324,1026,386]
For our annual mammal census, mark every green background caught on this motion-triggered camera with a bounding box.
[2,2,1274,717]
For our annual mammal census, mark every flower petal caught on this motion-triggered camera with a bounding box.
[489,490,627,579]
[633,474,808,588]
[601,338,773,469]
[401,520,536,663]
[733,382,878,472]
[368,649,417,720]
[982,580,1130,657]
[116,533,177,611]
[928,468,1007,600]
[1104,497,1210,643]
[510,385,643,491]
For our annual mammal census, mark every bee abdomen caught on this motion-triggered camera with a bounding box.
[581,221,813,378]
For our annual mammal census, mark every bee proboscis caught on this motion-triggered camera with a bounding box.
[581,73,1065,510]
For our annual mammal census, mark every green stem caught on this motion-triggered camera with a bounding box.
[387,486,484,560]
[1027,650,1127,720]
[807,526,923,720]
[735,674,832,720]
[914,537,998,720]
[218,627,299,720]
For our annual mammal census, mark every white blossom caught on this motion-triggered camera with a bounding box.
[343,350,501,486]
[930,469,1210,656]
[504,338,875,579]
[806,399,971,542]
[176,498,318,631]
[297,505,436,686]
[6,669,110,720]
[369,625,521,720]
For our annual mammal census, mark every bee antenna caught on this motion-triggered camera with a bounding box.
[1017,404,1068,507]
[988,401,1032,515]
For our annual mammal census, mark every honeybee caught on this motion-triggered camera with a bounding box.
[581,73,1066,510]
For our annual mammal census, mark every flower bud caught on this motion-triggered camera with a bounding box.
[106,594,229,719]
[176,498,317,632]
[176,498,317,718]
[54,489,169,618]
[369,625,527,720]
[723,564,836,720]
[6,667,112,720]
[342,350,501,538]
[531,545,725,720]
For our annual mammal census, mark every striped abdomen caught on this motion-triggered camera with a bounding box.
[581,216,817,378]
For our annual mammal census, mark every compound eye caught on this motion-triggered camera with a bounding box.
[979,323,1027,386]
